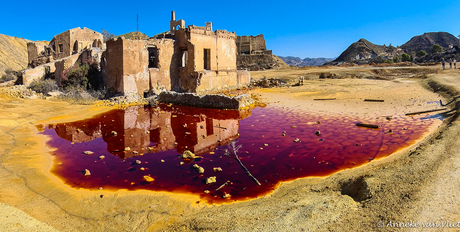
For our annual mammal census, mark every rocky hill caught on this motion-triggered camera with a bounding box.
[237,54,288,71]
[0,34,31,76]
[400,32,458,54]
[333,38,401,64]
[117,31,149,40]
[279,56,335,66]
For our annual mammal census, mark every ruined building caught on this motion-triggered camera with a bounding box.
[236,34,287,71]
[102,11,250,96]
[27,27,103,68]
[23,12,250,98]
[23,27,103,85]
[236,34,270,55]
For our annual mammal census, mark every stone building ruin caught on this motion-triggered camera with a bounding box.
[27,27,103,68]
[236,34,271,55]
[23,27,103,86]
[236,34,287,71]
[102,11,250,96]
[23,12,250,98]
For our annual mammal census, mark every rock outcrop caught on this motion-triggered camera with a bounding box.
[156,92,255,109]
[237,54,288,71]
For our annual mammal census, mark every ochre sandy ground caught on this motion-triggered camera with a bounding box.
[1,64,460,231]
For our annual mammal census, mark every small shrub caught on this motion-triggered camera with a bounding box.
[382,59,393,64]
[393,56,400,63]
[102,29,115,42]
[28,79,58,94]
[432,44,443,54]
[61,60,101,91]
[401,53,411,62]
[56,88,101,105]
[417,50,427,57]
[61,63,89,90]
[1,69,17,83]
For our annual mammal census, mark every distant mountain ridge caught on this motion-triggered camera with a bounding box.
[278,56,335,66]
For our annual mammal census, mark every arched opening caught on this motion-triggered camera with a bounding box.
[73,41,79,53]
[181,50,188,67]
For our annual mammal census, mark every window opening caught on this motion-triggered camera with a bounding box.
[148,47,158,68]
[204,48,211,70]
[181,50,188,67]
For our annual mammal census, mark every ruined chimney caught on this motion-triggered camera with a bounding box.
[205,22,212,31]
[171,11,175,21]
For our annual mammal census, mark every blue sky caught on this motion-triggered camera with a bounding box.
[2,0,460,58]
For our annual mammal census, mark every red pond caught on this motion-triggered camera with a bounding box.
[38,104,441,204]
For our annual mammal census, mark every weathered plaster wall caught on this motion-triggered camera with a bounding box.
[69,27,103,54]
[121,39,149,95]
[103,38,176,96]
[50,30,71,60]
[176,26,241,93]
[103,38,124,94]
[21,65,46,86]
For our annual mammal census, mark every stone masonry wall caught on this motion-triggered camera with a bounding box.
[236,34,267,54]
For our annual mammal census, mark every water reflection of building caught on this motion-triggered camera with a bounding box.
[50,105,251,159]
[50,119,102,143]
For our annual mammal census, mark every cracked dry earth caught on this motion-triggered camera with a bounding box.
[1,65,460,231]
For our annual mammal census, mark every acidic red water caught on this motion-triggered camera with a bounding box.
[39,104,441,204]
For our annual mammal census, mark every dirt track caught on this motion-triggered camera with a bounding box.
[1,65,460,231]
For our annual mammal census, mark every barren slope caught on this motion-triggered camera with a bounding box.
[0,34,29,75]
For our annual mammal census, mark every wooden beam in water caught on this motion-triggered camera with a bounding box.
[356,123,381,129]
[364,99,384,102]
[405,108,448,116]
[313,98,336,101]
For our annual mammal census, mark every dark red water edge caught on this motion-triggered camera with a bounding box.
[37,104,442,204]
